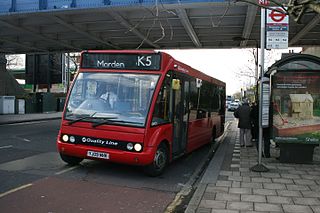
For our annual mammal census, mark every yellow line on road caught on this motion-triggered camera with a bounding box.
[0,183,33,199]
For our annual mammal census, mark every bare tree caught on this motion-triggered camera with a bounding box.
[235,0,320,22]
[235,49,258,88]
[6,54,25,70]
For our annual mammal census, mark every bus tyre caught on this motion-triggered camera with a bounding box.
[144,144,168,177]
[60,153,83,165]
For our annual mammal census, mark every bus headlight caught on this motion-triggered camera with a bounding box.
[62,134,69,142]
[127,143,134,151]
[134,143,142,152]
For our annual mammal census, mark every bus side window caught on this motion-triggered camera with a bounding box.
[219,87,226,115]
[198,80,211,118]
[151,74,171,126]
[189,78,198,121]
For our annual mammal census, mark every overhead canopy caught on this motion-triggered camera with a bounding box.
[0,0,320,54]
[266,54,320,74]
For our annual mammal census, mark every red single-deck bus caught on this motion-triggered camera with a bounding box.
[57,50,226,176]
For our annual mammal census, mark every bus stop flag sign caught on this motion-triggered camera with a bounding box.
[259,0,269,6]
[266,7,289,49]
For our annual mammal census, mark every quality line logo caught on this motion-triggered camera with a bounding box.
[82,137,118,146]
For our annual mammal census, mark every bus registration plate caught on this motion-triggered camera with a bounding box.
[87,151,109,159]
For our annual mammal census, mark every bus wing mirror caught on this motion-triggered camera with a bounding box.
[172,79,180,90]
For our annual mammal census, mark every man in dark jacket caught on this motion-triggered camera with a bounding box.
[234,99,253,147]
[250,102,259,142]
[249,101,271,158]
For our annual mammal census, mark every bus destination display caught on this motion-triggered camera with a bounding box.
[81,53,161,70]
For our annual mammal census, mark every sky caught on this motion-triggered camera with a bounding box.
[162,48,302,95]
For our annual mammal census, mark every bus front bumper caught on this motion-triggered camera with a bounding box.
[57,141,155,166]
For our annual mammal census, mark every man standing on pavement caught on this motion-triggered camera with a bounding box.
[234,99,253,147]
[250,101,259,143]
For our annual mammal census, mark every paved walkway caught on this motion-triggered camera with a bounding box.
[0,112,62,125]
[186,121,320,213]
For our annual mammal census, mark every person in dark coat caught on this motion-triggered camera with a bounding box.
[262,102,273,158]
[234,99,253,147]
[250,102,259,143]
[250,101,271,158]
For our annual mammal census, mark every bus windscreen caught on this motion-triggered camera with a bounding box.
[81,53,161,70]
[64,72,160,127]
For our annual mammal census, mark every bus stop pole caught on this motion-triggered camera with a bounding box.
[251,6,269,172]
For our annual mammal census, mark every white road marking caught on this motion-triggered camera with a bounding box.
[14,136,31,142]
[0,145,13,149]
[0,183,33,198]
[55,165,79,175]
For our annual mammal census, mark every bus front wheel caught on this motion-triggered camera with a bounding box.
[60,153,83,165]
[144,143,168,177]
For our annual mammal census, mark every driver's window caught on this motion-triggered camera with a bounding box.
[72,80,84,100]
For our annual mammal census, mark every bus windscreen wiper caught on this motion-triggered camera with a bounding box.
[92,119,143,128]
[67,112,97,125]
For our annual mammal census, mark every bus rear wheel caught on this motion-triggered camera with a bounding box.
[144,143,168,177]
[60,153,83,166]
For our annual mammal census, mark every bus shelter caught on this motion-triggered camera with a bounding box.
[266,54,320,163]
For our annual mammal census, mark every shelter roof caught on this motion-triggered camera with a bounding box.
[289,93,314,102]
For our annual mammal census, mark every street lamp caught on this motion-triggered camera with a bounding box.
[233,37,259,102]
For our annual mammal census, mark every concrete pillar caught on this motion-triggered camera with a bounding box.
[0,54,7,95]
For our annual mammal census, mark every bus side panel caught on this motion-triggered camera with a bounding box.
[210,115,222,138]
[145,124,173,160]
[186,118,212,153]
[186,115,223,153]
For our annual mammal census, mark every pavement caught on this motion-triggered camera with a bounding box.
[0,112,62,125]
[1,113,320,213]
[186,121,320,213]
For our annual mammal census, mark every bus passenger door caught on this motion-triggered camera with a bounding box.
[172,75,189,156]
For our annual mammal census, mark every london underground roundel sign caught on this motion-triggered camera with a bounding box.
[269,9,286,22]
[267,8,288,24]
